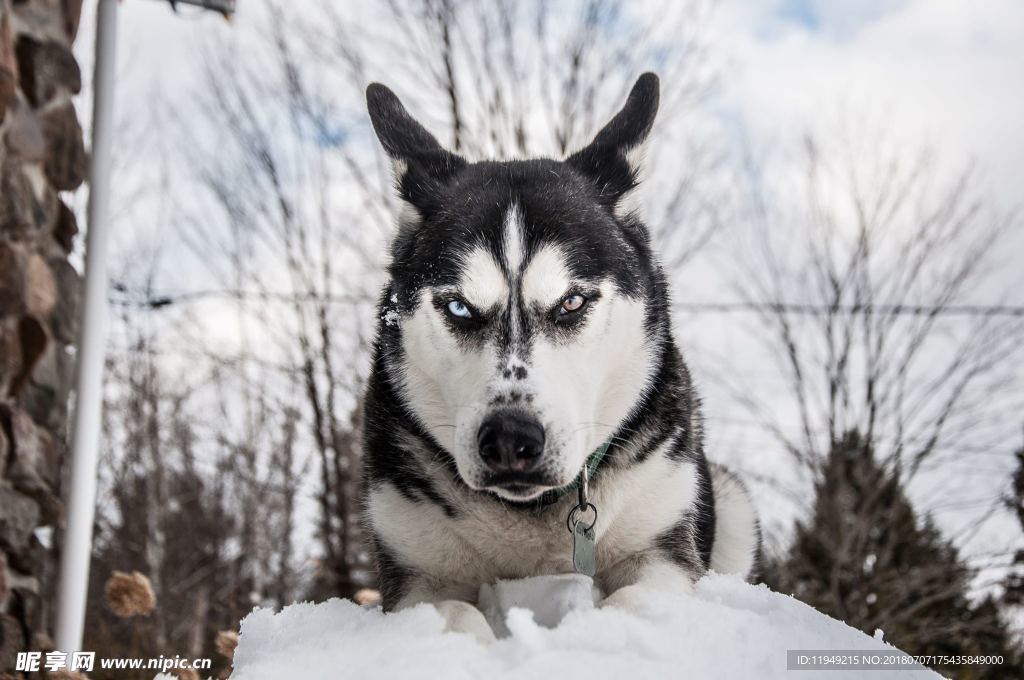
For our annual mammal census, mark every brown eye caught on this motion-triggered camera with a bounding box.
[560,294,586,315]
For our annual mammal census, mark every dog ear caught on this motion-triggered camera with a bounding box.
[366,83,466,215]
[566,73,659,211]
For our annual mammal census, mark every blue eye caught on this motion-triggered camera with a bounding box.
[447,299,472,319]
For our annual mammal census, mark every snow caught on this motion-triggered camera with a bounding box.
[225,573,939,679]
[479,573,602,637]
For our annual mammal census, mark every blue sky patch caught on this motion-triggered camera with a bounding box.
[776,0,820,30]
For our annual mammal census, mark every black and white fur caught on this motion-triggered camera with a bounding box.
[361,74,759,642]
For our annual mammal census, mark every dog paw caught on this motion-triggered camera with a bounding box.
[599,584,651,614]
[434,600,497,644]
[600,578,694,614]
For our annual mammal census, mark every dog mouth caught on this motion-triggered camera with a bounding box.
[482,471,558,501]
[494,483,544,500]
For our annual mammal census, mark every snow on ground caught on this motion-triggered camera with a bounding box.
[220,573,938,679]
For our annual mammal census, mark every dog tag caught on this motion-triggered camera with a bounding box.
[572,521,596,577]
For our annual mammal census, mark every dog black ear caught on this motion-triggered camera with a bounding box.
[566,73,659,210]
[366,83,466,214]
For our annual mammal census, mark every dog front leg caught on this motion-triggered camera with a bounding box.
[395,579,496,644]
[599,555,696,613]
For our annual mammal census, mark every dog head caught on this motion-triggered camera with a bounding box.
[368,74,665,502]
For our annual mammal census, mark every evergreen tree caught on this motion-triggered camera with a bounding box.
[765,431,1021,679]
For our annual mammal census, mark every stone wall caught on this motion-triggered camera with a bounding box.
[0,0,84,672]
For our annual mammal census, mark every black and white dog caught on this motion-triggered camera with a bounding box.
[361,73,759,642]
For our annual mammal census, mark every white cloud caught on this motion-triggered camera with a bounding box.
[711,0,1024,206]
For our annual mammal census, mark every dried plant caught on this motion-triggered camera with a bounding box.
[214,630,239,660]
[104,570,156,618]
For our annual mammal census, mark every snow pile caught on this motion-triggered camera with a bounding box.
[479,573,602,637]
[229,574,938,679]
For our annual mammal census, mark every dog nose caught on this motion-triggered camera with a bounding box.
[477,412,545,473]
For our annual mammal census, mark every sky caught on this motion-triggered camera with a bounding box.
[72,0,1024,592]
[82,0,1024,212]
[711,0,1024,212]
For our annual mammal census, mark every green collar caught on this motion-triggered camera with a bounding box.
[538,439,613,506]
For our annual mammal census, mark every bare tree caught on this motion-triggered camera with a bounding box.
[315,0,725,269]
[719,119,1024,580]
[736,123,1022,473]
[90,281,310,671]
[142,0,729,600]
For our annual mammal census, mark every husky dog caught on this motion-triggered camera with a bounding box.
[361,73,759,642]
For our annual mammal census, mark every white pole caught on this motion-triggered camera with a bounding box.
[55,0,119,653]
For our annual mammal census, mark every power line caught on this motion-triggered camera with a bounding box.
[108,285,374,307]
[672,302,1024,318]
[159,0,237,17]
[108,285,1024,318]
